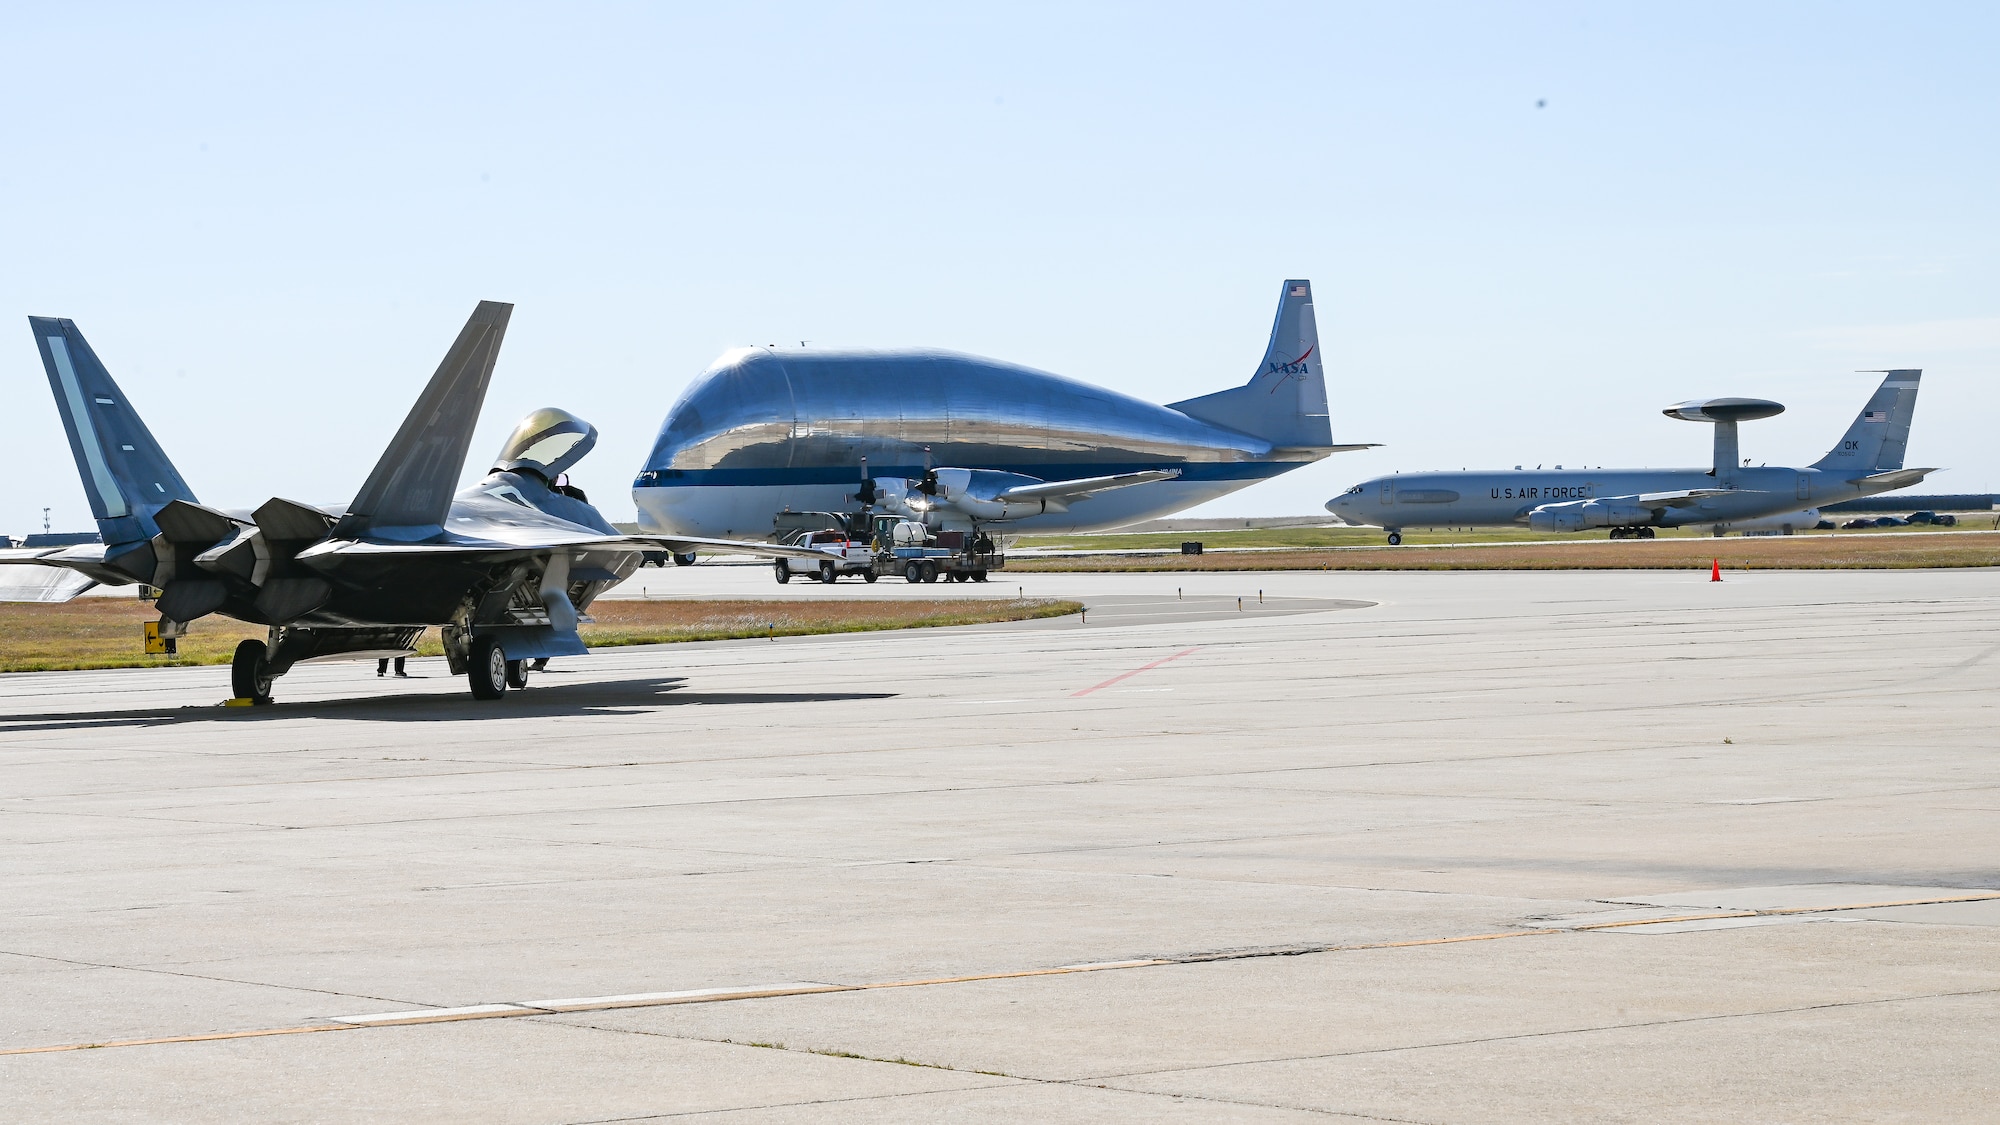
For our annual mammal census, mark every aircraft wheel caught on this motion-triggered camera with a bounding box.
[468,636,508,700]
[1639,527,1656,539]
[774,561,791,585]
[906,562,923,583]
[819,561,837,583]
[673,551,698,567]
[231,639,274,704]
[1386,532,1402,546]
[862,571,878,583]
[920,561,939,583]
[505,659,529,689]
[972,570,988,583]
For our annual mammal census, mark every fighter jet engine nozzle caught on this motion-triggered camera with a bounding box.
[1661,397,1784,424]
[493,408,598,481]
[1527,499,1653,533]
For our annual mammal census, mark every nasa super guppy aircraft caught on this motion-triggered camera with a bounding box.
[633,280,1374,538]
[1326,371,1932,543]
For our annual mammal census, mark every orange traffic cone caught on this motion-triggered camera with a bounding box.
[1710,558,1722,582]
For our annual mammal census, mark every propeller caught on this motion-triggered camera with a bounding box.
[854,457,876,506]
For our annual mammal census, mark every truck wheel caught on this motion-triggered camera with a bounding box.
[231,639,274,704]
[971,570,988,582]
[819,561,837,583]
[862,571,878,583]
[920,561,938,583]
[468,636,507,700]
[774,561,791,585]
[906,562,923,583]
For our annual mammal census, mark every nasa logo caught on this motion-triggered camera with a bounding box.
[1265,346,1314,393]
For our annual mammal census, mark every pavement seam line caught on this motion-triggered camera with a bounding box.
[6,893,1991,1056]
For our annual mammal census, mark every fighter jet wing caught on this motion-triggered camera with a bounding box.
[296,532,835,563]
[0,549,102,602]
[998,468,1182,502]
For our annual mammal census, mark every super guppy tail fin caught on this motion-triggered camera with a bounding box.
[1812,369,1921,472]
[337,301,512,540]
[28,317,199,546]
[1168,279,1337,453]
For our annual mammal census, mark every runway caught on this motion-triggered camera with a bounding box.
[2,568,1996,1122]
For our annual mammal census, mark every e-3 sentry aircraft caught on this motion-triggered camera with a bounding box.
[0,302,819,703]
[1326,371,1932,543]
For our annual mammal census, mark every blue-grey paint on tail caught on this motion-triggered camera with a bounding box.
[1812,370,1920,473]
[28,317,198,546]
[1167,279,1332,450]
[339,300,512,541]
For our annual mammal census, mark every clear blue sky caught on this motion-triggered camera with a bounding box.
[5,3,1995,534]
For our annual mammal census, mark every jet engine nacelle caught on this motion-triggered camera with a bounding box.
[1527,499,1653,533]
[874,468,1058,525]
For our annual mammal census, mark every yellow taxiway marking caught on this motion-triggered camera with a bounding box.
[6,892,1994,1056]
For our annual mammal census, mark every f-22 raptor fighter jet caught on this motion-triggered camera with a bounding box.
[2,302,817,703]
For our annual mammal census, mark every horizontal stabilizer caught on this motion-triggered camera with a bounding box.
[1852,467,1936,491]
[342,301,513,540]
[1000,468,1181,503]
[0,555,98,602]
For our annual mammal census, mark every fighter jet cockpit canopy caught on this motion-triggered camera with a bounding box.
[493,407,598,481]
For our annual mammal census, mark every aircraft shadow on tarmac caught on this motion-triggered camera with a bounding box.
[0,675,898,733]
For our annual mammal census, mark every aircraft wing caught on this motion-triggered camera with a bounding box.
[0,549,102,602]
[1626,489,1746,509]
[296,532,835,564]
[999,468,1182,503]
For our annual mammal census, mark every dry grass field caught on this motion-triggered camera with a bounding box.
[1010,531,2000,573]
[0,597,1080,674]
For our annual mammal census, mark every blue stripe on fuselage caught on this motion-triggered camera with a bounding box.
[631,461,1296,489]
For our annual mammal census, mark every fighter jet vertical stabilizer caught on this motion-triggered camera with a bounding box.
[339,300,512,541]
[30,317,199,547]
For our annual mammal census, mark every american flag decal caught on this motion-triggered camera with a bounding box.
[1863,410,1888,423]
[1290,285,1308,297]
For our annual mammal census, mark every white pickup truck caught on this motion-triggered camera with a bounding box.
[774,530,879,584]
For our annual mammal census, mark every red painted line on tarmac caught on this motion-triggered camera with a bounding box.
[1071,646,1202,698]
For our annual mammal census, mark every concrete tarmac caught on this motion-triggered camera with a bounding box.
[1,567,1995,1122]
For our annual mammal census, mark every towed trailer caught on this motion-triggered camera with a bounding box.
[773,512,1004,585]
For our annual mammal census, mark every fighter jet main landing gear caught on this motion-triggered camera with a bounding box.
[468,636,509,700]
[1386,531,1403,546]
[231,639,274,705]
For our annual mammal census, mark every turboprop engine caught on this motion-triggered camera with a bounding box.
[875,468,1069,526]
[1527,499,1653,533]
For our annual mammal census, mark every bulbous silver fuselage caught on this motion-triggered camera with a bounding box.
[633,348,1314,538]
